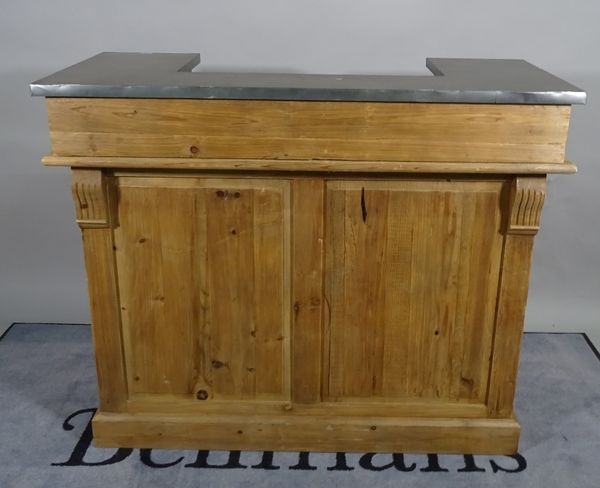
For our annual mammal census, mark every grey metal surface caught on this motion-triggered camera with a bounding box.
[30,52,586,104]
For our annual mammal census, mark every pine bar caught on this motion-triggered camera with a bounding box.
[31,53,586,454]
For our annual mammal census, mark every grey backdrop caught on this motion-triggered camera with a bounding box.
[0,1,598,344]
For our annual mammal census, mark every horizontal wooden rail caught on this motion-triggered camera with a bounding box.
[42,155,578,174]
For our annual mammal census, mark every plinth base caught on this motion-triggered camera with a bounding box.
[92,411,520,454]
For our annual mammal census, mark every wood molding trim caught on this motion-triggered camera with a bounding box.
[507,177,547,235]
[45,155,578,175]
[71,169,110,228]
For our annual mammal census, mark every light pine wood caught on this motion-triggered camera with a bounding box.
[49,95,575,454]
[487,176,546,417]
[507,177,547,235]
[124,395,488,418]
[46,98,570,163]
[92,411,520,454]
[71,169,128,411]
[291,179,325,403]
[113,177,291,401]
[324,180,503,403]
[43,155,578,174]
[71,169,110,227]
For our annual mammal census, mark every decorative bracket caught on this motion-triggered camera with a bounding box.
[71,169,111,229]
[507,177,546,235]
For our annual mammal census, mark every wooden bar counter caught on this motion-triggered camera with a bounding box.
[31,53,586,454]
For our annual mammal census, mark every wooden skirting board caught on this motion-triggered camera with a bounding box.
[93,411,520,454]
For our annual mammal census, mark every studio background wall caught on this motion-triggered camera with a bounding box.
[1,0,598,344]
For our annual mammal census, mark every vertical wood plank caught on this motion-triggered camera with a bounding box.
[487,176,546,417]
[253,185,289,396]
[291,179,325,403]
[191,190,211,397]
[429,192,461,399]
[156,190,198,393]
[460,192,504,402]
[486,236,535,416]
[322,183,346,400]
[340,187,390,397]
[204,179,290,400]
[380,191,414,396]
[71,169,128,411]
[116,188,167,393]
[205,184,257,398]
[117,187,199,394]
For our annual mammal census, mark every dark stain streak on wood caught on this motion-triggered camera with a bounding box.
[361,187,368,223]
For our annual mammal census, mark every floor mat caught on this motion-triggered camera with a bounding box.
[0,323,599,487]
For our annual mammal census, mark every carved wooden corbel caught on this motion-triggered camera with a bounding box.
[507,177,547,235]
[71,169,111,229]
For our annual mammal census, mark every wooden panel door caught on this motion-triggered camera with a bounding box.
[324,179,504,405]
[113,176,291,402]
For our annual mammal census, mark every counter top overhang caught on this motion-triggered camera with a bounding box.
[30,52,586,105]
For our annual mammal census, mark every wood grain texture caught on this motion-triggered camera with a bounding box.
[291,179,325,403]
[46,98,571,163]
[71,169,128,411]
[507,177,547,234]
[93,411,520,454]
[43,155,579,174]
[125,395,488,418]
[114,176,291,401]
[45,90,574,454]
[68,171,550,452]
[487,177,546,417]
[71,168,109,228]
[324,180,504,404]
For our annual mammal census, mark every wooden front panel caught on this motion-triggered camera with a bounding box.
[46,98,571,163]
[324,180,504,404]
[113,176,291,401]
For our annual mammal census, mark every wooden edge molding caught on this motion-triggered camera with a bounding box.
[507,177,547,235]
[92,411,520,454]
[45,156,578,175]
[70,169,111,228]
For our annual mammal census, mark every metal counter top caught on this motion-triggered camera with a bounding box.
[30,52,586,104]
